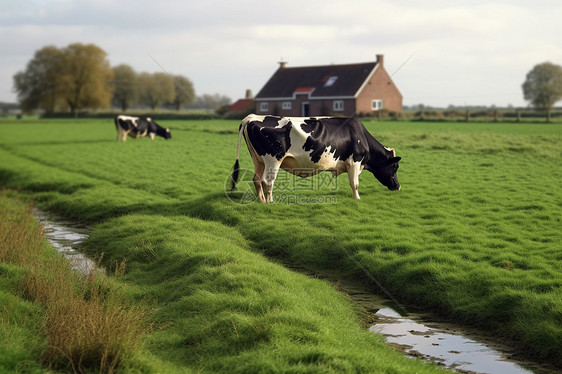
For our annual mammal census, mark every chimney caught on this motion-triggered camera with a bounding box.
[245,89,253,99]
[376,54,384,66]
[278,60,288,69]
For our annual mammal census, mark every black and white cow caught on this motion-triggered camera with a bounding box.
[231,114,401,202]
[114,115,171,142]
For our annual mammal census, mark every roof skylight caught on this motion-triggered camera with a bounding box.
[324,76,338,87]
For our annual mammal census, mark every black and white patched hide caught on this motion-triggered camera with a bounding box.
[232,114,401,202]
[114,115,171,142]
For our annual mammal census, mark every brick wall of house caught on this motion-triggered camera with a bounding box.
[316,99,356,117]
[256,97,357,117]
[356,64,403,114]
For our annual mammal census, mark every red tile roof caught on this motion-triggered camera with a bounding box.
[294,87,316,93]
[226,98,254,113]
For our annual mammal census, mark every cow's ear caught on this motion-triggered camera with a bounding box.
[389,157,401,164]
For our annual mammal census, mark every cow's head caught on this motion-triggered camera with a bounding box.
[365,148,401,191]
[156,126,172,140]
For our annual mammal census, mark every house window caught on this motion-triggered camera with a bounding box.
[324,76,338,87]
[372,100,384,111]
[333,100,344,111]
[282,102,292,110]
[259,102,269,113]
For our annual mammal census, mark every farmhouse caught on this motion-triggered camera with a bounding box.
[254,55,402,117]
[225,89,255,116]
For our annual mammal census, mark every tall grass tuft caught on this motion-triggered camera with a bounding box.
[0,194,148,373]
[39,281,147,372]
[0,197,43,266]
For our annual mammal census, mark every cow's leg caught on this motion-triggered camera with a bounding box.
[262,157,282,203]
[149,133,156,140]
[347,161,362,200]
[119,130,128,142]
[262,168,278,203]
[246,141,267,203]
[117,127,127,142]
[252,160,266,203]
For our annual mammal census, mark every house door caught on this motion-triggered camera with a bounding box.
[302,102,310,116]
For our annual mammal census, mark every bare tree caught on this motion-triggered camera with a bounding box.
[196,93,232,110]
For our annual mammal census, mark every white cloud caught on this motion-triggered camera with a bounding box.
[1,0,561,107]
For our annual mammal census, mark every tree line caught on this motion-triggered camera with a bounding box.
[406,62,562,123]
[13,43,197,116]
[13,43,561,121]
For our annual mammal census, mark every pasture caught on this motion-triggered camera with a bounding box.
[0,117,561,372]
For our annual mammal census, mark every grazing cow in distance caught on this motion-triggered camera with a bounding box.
[114,115,171,142]
[231,114,401,203]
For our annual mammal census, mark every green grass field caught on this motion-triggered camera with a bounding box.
[0,117,561,372]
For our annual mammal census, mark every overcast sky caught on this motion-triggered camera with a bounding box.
[1,0,561,108]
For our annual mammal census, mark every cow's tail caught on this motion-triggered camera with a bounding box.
[230,122,244,191]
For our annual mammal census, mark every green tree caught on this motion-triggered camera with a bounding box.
[522,62,562,122]
[138,72,174,111]
[112,64,138,112]
[13,45,63,114]
[58,43,113,117]
[172,74,195,110]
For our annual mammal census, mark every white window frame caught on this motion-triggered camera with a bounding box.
[259,102,269,113]
[282,102,292,110]
[372,99,384,111]
[333,100,344,111]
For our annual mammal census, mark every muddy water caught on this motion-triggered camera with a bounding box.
[345,286,551,374]
[372,307,533,374]
[34,209,100,275]
[33,210,550,373]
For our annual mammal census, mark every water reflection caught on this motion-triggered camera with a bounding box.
[371,307,533,374]
[34,209,100,275]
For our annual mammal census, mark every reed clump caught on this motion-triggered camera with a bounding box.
[0,195,147,373]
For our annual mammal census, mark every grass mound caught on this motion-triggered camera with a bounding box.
[84,213,444,373]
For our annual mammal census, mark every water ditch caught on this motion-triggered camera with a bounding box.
[34,209,100,276]
[343,285,551,374]
[372,306,529,373]
[33,210,552,374]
